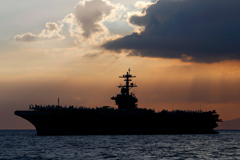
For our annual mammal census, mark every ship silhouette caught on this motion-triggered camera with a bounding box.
[15,69,221,135]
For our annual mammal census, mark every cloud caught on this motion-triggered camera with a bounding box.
[82,50,103,58]
[45,22,59,32]
[102,0,240,63]
[134,1,154,9]
[14,0,125,47]
[14,22,65,42]
[74,0,113,38]
[14,33,37,42]
[60,0,125,47]
[74,0,124,38]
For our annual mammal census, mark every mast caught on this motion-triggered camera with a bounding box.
[118,68,137,96]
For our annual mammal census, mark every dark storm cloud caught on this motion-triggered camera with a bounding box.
[102,0,240,63]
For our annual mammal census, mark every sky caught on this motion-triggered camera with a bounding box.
[1,0,240,129]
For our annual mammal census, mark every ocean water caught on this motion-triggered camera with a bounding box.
[0,130,240,160]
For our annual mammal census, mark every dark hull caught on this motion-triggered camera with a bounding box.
[15,110,219,135]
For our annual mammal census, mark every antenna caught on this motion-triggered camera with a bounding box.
[58,97,59,106]
[129,68,131,74]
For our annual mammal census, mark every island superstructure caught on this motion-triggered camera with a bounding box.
[15,69,222,135]
[111,68,138,109]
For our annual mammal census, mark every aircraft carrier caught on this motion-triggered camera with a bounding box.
[15,69,221,135]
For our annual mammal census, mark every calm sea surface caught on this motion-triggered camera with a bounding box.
[0,130,240,160]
